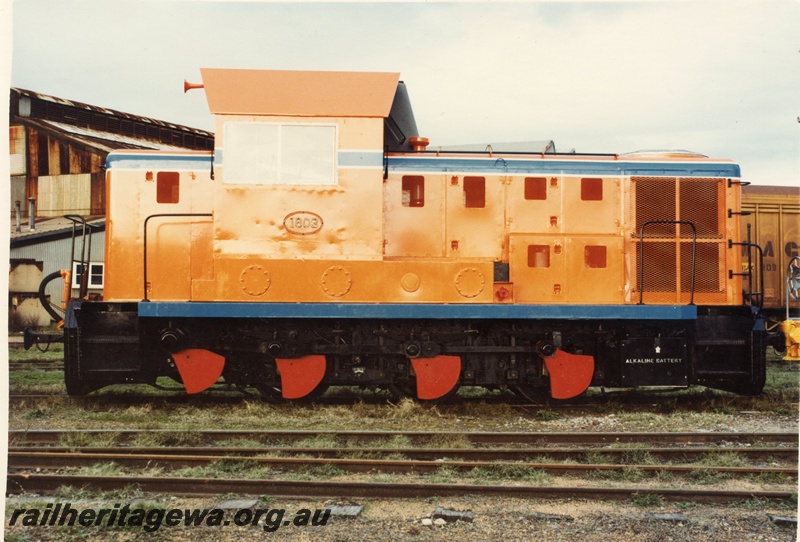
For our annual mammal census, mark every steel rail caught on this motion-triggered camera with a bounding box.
[8,394,256,404]
[10,445,798,462]
[8,451,797,479]
[9,429,797,446]
[9,362,64,371]
[5,390,787,410]
[7,473,794,504]
[6,392,584,408]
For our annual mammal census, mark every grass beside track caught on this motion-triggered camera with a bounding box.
[7,348,799,434]
[6,345,799,541]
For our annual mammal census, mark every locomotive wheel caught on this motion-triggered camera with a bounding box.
[387,380,461,404]
[511,383,550,404]
[254,383,283,402]
[386,381,416,401]
[64,328,90,396]
[64,368,90,396]
[255,382,329,403]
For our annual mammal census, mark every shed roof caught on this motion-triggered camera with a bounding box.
[10,216,105,248]
[10,88,215,153]
[199,68,400,117]
[19,118,200,154]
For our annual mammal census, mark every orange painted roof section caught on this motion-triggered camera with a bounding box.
[199,68,400,117]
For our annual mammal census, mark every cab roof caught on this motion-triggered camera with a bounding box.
[199,68,401,118]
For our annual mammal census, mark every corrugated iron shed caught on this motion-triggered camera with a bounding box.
[10,88,214,153]
[8,87,214,316]
[9,87,216,221]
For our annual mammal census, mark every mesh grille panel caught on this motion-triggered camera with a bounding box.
[634,177,676,238]
[679,178,722,238]
[680,242,721,293]
[636,242,677,292]
[632,176,727,301]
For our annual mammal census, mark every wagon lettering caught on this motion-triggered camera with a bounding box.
[284,212,324,235]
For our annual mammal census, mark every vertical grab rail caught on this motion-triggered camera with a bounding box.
[64,215,104,300]
[728,224,765,308]
[638,220,697,306]
[142,213,213,301]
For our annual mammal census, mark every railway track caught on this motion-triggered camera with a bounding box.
[8,444,798,462]
[7,392,597,409]
[9,367,797,409]
[7,473,793,504]
[9,429,797,446]
[9,390,795,413]
[7,449,796,479]
[7,429,796,504]
[8,361,64,371]
[6,390,553,406]
[8,393,258,405]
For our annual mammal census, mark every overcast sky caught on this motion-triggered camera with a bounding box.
[5,0,800,186]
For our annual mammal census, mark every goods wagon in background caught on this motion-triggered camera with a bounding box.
[27,68,795,400]
[740,185,800,314]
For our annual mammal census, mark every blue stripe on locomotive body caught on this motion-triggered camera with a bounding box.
[106,152,212,170]
[338,150,384,168]
[138,302,697,320]
[106,150,741,179]
[107,149,385,170]
[386,154,741,178]
[210,149,384,168]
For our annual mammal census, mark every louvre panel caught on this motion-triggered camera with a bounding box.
[633,177,676,238]
[679,178,723,238]
[77,110,92,126]
[31,101,47,117]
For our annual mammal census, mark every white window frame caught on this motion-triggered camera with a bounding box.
[71,262,104,289]
[223,121,338,186]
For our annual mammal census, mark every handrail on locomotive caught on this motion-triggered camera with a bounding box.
[729,223,765,309]
[23,215,101,350]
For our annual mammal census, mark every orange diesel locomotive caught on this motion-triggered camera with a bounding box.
[36,69,783,400]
